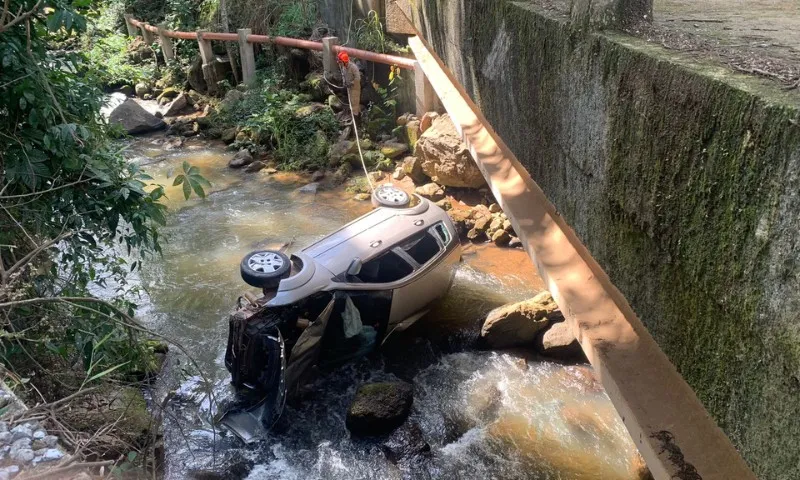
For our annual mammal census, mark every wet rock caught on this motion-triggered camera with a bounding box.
[535,319,586,362]
[508,236,523,248]
[189,449,254,480]
[135,82,151,98]
[163,136,184,151]
[414,183,444,202]
[0,432,11,445]
[346,382,414,436]
[492,229,511,247]
[489,203,501,213]
[164,93,188,117]
[295,103,327,118]
[435,199,452,211]
[415,114,486,188]
[10,447,34,464]
[157,87,180,102]
[481,291,560,349]
[380,142,409,160]
[40,448,63,462]
[0,422,6,433]
[368,171,384,184]
[487,216,504,236]
[298,182,319,194]
[221,127,237,144]
[401,156,427,184]
[311,170,326,182]
[41,435,58,449]
[420,111,438,133]
[405,120,421,149]
[1,465,19,479]
[333,163,352,184]
[108,99,165,134]
[354,193,371,201]
[11,438,31,449]
[118,85,134,96]
[228,149,254,168]
[447,209,474,237]
[10,425,32,441]
[380,421,430,464]
[466,227,487,241]
[264,167,278,175]
[392,167,406,181]
[244,161,266,173]
[473,216,492,233]
[328,140,357,166]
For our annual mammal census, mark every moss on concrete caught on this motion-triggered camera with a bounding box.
[414,1,800,477]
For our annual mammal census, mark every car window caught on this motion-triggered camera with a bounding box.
[356,250,414,283]
[401,231,441,265]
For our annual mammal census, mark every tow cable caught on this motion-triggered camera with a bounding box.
[324,67,374,192]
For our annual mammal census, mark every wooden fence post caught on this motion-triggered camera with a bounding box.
[123,14,138,37]
[322,37,340,81]
[196,30,219,94]
[157,24,175,61]
[140,22,154,44]
[237,29,256,86]
[413,61,435,116]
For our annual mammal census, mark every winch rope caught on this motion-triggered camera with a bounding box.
[324,68,374,192]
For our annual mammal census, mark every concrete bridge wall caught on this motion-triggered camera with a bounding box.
[407,1,800,478]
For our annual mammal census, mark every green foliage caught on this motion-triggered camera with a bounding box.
[224,0,316,36]
[365,66,404,138]
[172,161,212,199]
[354,10,407,54]
[84,32,155,86]
[0,0,205,389]
[214,70,339,170]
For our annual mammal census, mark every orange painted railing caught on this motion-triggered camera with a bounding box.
[126,17,416,70]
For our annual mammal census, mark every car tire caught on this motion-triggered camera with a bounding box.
[372,184,411,208]
[240,250,291,289]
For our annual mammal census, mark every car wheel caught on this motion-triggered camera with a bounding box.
[372,184,411,208]
[240,250,291,289]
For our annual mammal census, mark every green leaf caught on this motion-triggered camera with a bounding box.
[19,97,27,110]
[86,361,130,383]
[172,175,184,186]
[182,178,191,200]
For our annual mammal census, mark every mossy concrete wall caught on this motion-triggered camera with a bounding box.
[411,1,800,478]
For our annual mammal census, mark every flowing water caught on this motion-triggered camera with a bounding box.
[121,135,645,480]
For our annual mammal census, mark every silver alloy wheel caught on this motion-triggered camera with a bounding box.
[248,251,285,273]
[373,184,410,207]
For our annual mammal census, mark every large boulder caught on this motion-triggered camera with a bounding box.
[346,382,413,436]
[481,291,560,349]
[108,99,165,134]
[415,114,486,188]
[535,319,587,362]
[163,93,188,117]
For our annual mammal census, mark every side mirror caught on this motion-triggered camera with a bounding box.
[346,258,362,276]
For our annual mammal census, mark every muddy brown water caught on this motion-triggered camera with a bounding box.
[118,135,644,479]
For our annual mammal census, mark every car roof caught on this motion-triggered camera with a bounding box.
[301,198,447,275]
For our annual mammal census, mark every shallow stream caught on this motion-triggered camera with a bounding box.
[122,135,644,480]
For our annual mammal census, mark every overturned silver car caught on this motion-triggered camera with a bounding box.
[221,185,461,440]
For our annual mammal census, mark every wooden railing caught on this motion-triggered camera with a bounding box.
[122,15,434,111]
